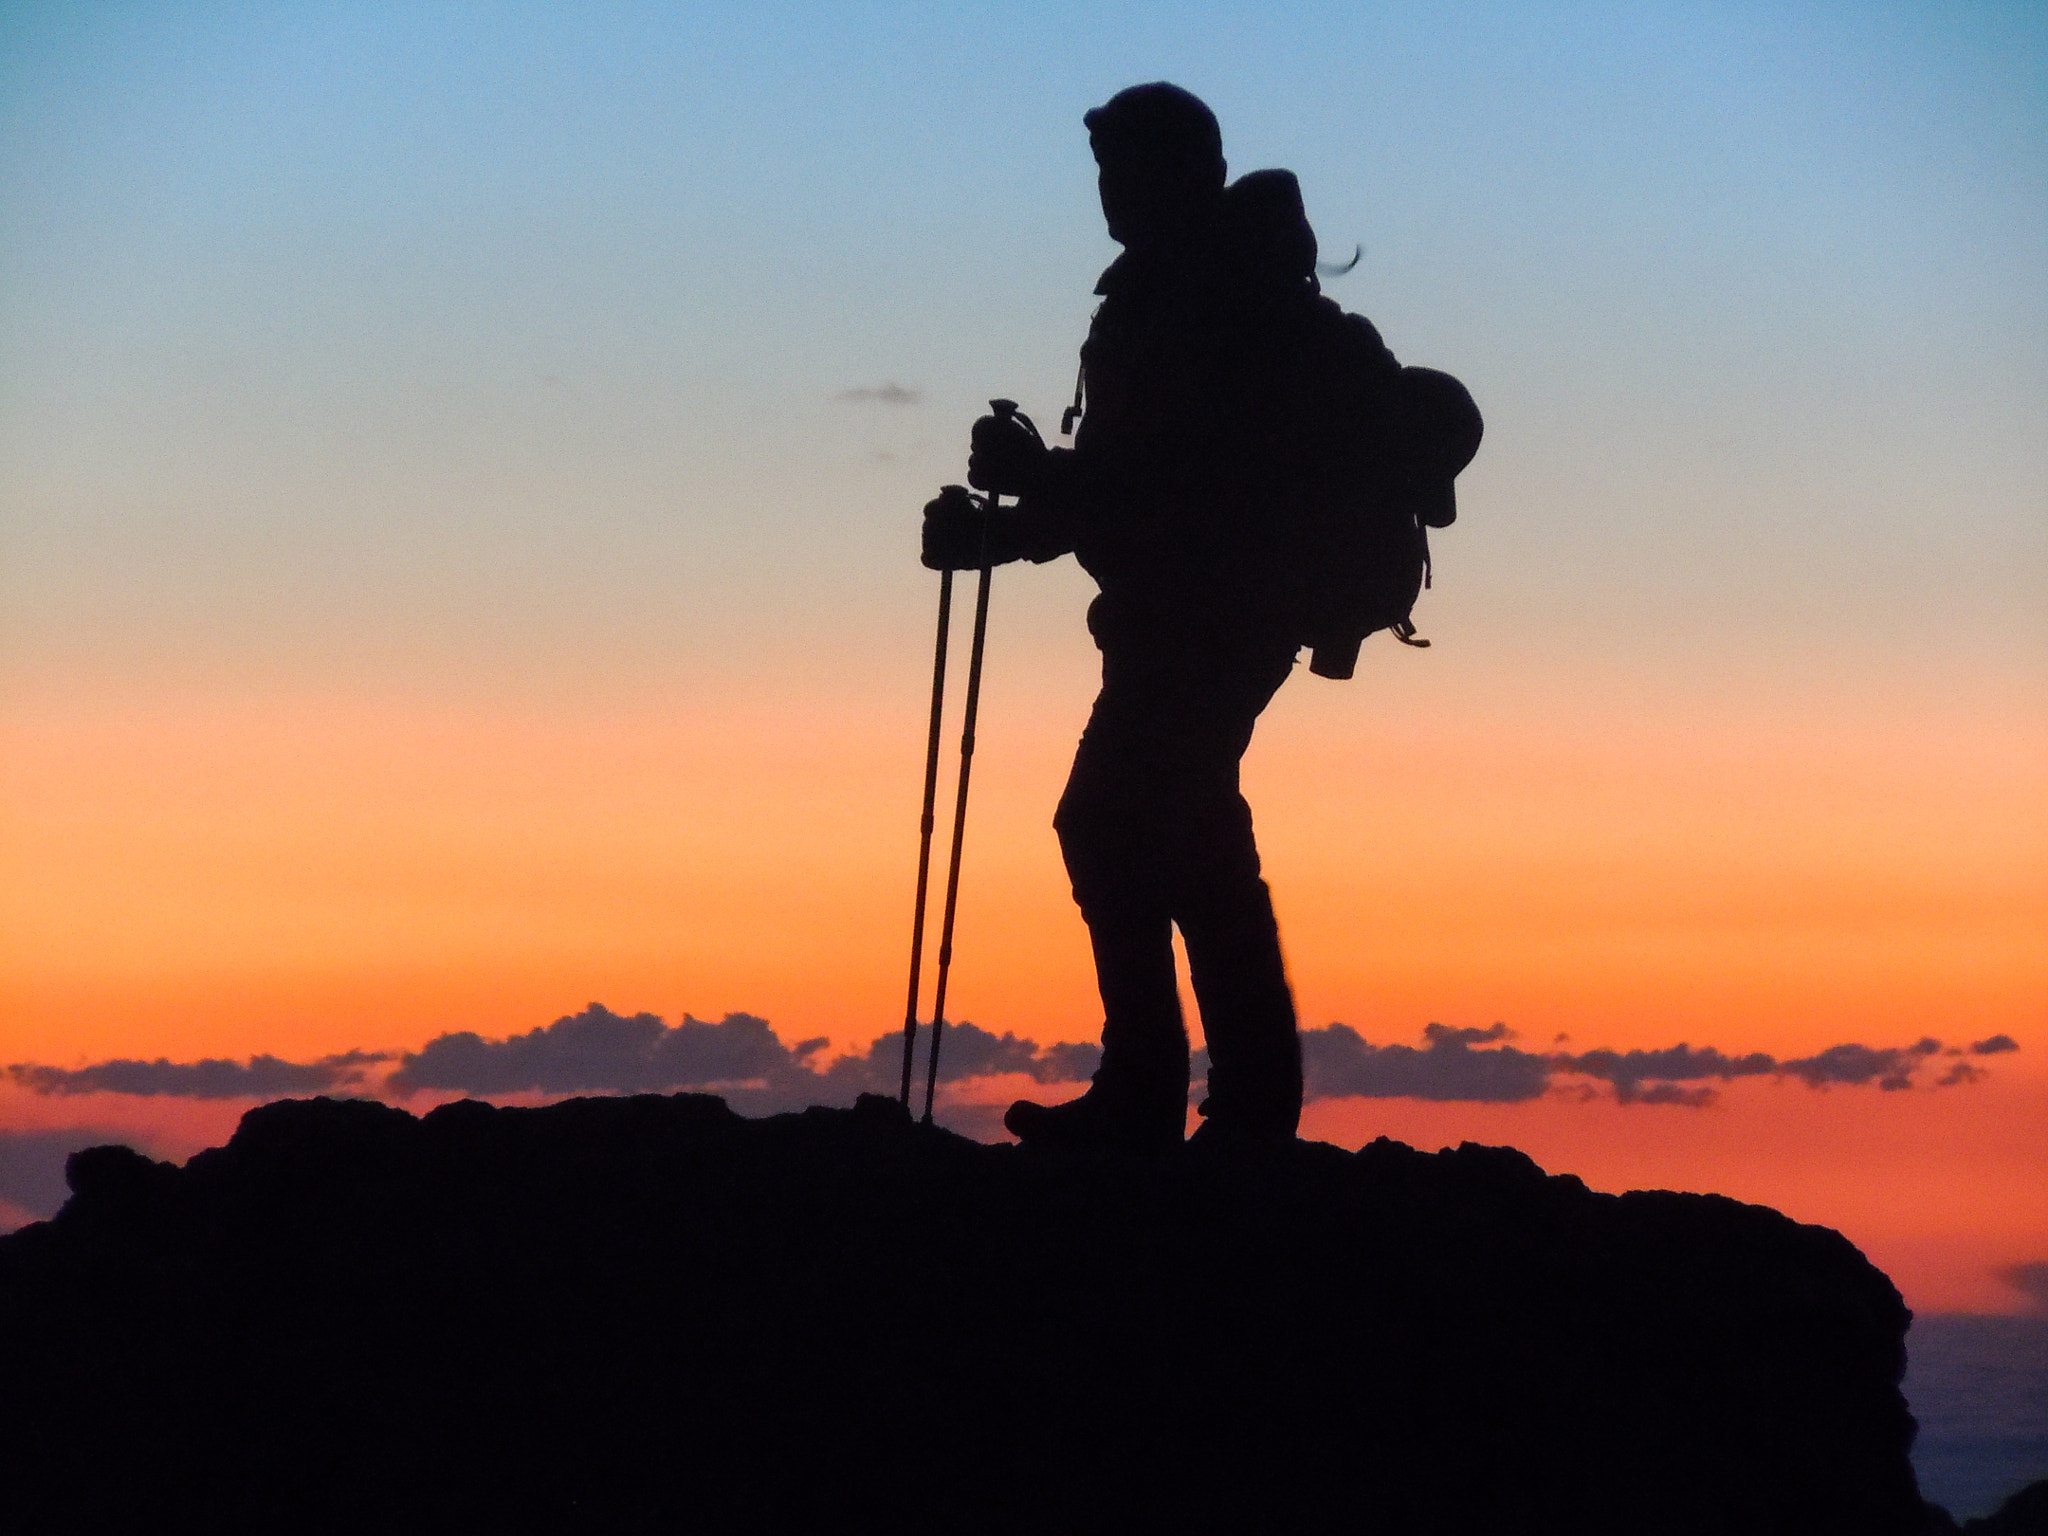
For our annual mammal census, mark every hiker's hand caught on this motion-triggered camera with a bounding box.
[968,410,1050,497]
[921,485,984,570]
[922,485,1037,570]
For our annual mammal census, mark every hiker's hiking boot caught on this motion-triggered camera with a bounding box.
[1184,1114,1296,1153]
[1004,1086,1184,1153]
[1184,1091,1299,1153]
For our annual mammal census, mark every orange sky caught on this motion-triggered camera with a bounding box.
[8,644,2038,1064]
[5,656,2042,1314]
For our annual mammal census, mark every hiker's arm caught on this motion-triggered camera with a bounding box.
[965,420,1082,564]
[921,485,1073,569]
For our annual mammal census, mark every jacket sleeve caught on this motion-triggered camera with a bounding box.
[1007,447,1088,563]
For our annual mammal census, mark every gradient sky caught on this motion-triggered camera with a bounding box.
[2,3,2044,1311]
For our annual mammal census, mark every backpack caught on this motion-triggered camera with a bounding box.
[1211,170,1483,680]
[1292,313,1482,679]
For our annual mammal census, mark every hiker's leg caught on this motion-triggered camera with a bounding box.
[1178,864,1302,1135]
[1161,641,1303,1134]
[1052,670,1192,1122]
[1056,630,1196,1122]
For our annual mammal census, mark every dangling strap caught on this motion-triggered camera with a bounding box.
[1396,529,1432,646]
[1060,358,1086,437]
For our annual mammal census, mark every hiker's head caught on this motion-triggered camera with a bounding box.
[1084,83,1225,250]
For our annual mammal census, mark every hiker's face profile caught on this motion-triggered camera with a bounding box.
[1093,139,1210,250]
[1094,146,1143,245]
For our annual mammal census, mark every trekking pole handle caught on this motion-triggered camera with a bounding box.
[975,398,1046,519]
[987,397,1045,450]
[978,399,1017,522]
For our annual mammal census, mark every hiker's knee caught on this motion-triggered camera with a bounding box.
[1057,794,1154,918]
[1157,779,1263,898]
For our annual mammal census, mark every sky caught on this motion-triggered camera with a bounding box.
[1,3,2044,1315]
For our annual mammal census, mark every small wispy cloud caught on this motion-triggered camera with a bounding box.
[2002,1262,2048,1316]
[836,382,921,405]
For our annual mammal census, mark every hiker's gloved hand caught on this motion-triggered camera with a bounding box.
[921,485,988,570]
[921,485,1036,570]
[968,409,1051,498]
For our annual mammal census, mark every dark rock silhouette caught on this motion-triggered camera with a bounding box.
[1924,1479,2048,1534]
[1,1093,1932,1533]
[1925,1482,2048,1531]
[1982,1481,2048,1533]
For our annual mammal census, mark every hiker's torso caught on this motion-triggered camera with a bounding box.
[1069,244,1398,651]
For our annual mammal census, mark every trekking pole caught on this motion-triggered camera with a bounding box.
[898,566,954,1107]
[921,521,993,1124]
[920,399,1023,1124]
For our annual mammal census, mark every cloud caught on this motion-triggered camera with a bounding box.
[2002,1262,2048,1316]
[0,1129,135,1223]
[6,1009,2009,1121]
[1543,1033,1988,1106]
[1634,1083,1716,1107]
[1554,1044,1777,1103]
[823,1023,1100,1096]
[1970,1034,2020,1055]
[1294,1025,2010,1108]
[1300,1022,1552,1103]
[3,1009,1096,1118]
[8,1051,385,1099]
[388,1006,824,1098]
[836,382,921,405]
[386,1006,1099,1113]
[1775,1038,1941,1092]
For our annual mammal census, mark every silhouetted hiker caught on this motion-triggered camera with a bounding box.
[922,83,1479,1152]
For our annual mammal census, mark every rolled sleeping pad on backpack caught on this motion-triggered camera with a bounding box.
[1302,367,1482,681]
[1398,367,1483,529]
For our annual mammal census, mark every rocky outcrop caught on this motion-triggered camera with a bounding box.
[0,1093,1927,1533]
[1926,1481,2048,1535]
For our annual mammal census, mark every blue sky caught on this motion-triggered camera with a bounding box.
[4,2,2042,699]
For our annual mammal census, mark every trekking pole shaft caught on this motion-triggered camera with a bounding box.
[923,510,997,1124]
[900,568,954,1107]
